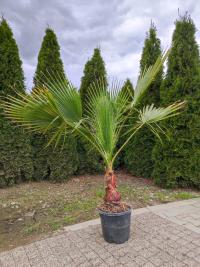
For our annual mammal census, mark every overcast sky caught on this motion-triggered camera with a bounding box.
[1,0,200,90]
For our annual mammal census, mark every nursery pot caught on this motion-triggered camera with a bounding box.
[98,208,131,244]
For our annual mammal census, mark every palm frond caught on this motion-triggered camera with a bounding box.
[83,79,131,165]
[132,49,170,107]
[112,101,185,163]
[136,101,186,142]
[1,79,82,142]
[138,102,185,124]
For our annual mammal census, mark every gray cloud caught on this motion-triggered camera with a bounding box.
[1,0,200,90]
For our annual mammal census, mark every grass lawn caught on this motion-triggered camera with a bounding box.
[0,170,199,251]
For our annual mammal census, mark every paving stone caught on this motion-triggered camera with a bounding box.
[143,263,155,267]
[104,256,120,266]
[183,258,199,267]
[162,261,186,267]
[194,255,200,263]
[0,253,16,267]
[118,255,132,264]
[149,256,164,267]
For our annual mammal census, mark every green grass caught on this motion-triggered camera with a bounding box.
[47,220,62,231]
[64,198,98,213]
[64,215,76,224]
[23,223,41,235]
[171,191,198,200]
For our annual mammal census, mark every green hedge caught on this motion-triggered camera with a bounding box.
[47,136,78,181]
[0,19,33,187]
[0,118,33,187]
[152,16,200,188]
[124,24,163,178]
[31,133,78,182]
[124,126,155,178]
[77,48,107,174]
[76,138,103,175]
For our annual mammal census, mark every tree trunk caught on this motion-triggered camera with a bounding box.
[104,168,121,203]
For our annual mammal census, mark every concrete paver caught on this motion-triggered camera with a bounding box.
[148,197,200,233]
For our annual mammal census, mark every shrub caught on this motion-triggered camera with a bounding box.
[77,48,107,174]
[33,27,78,181]
[0,18,33,187]
[152,15,200,188]
[124,24,163,178]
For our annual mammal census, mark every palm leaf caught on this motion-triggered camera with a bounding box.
[1,79,82,138]
[83,79,131,166]
[138,102,185,124]
[132,49,170,107]
[112,101,185,163]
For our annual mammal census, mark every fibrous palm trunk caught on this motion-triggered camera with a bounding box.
[104,169,121,203]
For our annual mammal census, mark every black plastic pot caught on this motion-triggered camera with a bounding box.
[98,208,131,244]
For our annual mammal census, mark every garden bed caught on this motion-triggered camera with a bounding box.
[0,170,199,251]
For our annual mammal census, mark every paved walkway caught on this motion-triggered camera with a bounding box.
[1,198,200,267]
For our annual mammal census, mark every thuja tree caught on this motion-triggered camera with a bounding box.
[34,28,66,86]
[120,79,134,101]
[152,15,200,188]
[115,79,134,169]
[80,48,107,111]
[77,48,107,174]
[32,27,78,181]
[3,50,184,207]
[124,24,163,178]
[0,18,33,186]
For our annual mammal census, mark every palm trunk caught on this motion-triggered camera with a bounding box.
[104,168,121,203]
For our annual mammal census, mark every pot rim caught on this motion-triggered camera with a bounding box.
[97,207,132,216]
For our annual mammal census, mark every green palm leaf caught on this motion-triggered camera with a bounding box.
[82,79,131,165]
[133,49,170,106]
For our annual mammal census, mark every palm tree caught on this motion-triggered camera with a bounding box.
[2,50,184,207]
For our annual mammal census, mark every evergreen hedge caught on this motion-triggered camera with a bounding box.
[46,136,78,181]
[0,19,33,187]
[152,15,200,188]
[33,28,78,181]
[34,28,66,86]
[76,48,107,174]
[124,24,163,178]
[115,79,134,169]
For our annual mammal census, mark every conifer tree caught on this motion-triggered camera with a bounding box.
[0,18,33,186]
[152,15,200,188]
[120,79,134,101]
[80,48,107,111]
[114,79,134,169]
[34,28,65,86]
[124,24,163,177]
[77,48,107,174]
[32,27,78,181]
